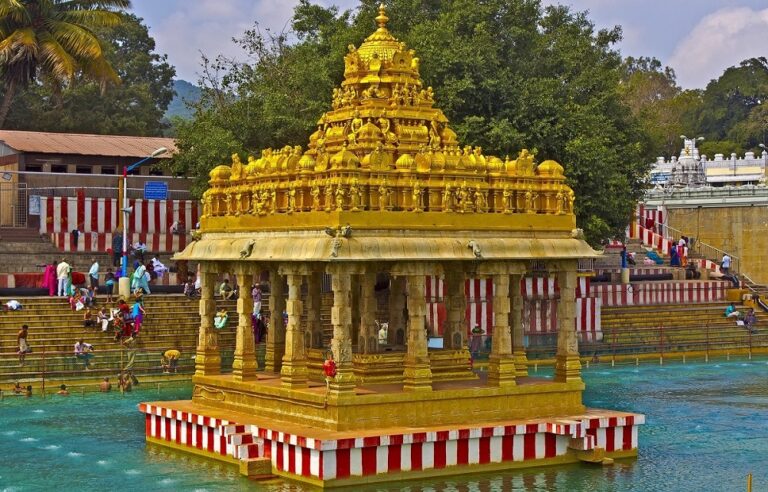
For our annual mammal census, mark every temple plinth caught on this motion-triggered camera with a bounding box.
[141,6,643,487]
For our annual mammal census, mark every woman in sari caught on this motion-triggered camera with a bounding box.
[131,262,151,294]
[41,262,56,296]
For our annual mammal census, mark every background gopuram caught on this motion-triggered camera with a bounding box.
[141,6,644,487]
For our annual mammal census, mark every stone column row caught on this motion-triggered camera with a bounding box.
[193,261,581,389]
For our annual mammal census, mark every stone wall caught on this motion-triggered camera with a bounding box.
[666,205,768,283]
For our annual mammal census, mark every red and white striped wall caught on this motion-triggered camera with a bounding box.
[628,223,674,255]
[424,276,599,340]
[0,274,15,288]
[139,402,644,486]
[40,196,199,234]
[592,281,729,307]
[691,258,722,273]
[50,232,188,253]
[637,204,665,227]
[424,277,494,336]
[577,297,601,341]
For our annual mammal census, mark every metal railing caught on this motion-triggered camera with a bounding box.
[663,223,739,274]
[0,182,28,228]
[577,258,595,272]
[27,186,193,201]
[0,343,238,384]
[466,325,768,363]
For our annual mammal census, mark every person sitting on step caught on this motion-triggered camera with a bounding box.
[724,303,741,319]
[743,308,758,334]
[218,279,236,300]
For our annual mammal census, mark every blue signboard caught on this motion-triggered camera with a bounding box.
[144,181,169,200]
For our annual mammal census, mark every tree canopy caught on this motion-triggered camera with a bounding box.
[0,0,131,127]
[170,0,652,245]
[2,13,175,136]
[625,55,768,158]
[694,57,768,156]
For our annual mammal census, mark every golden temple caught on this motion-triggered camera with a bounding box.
[145,6,643,488]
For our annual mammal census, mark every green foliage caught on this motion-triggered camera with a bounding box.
[690,57,768,152]
[0,0,130,127]
[3,14,175,136]
[171,0,653,244]
[698,140,744,158]
[168,116,242,197]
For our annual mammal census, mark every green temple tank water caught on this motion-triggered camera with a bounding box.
[1,359,766,491]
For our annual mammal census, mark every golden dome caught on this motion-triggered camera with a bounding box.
[299,153,316,172]
[395,153,415,171]
[503,156,516,175]
[330,144,360,170]
[209,165,231,182]
[355,5,403,65]
[537,159,565,177]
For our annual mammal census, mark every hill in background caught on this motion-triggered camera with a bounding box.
[165,79,201,119]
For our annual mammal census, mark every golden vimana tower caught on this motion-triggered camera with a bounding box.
[200,4,574,231]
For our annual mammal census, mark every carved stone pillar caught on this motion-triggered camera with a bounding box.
[329,267,355,395]
[443,269,466,349]
[195,263,220,376]
[388,275,406,345]
[232,265,257,380]
[264,269,286,373]
[306,272,323,348]
[487,274,515,386]
[511,274,528,377]
[555,266,581,382]
[358,271,378,353]
[403,274,432,391]
[350,275,360,347]
[281,272,308,388]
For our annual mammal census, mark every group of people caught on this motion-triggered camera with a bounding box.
[44,253,169,302]
[724,303,758,334]
[669,237,690,267]
[42,258,117,300]
[111,292,147,342]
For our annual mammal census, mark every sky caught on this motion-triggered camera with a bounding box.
[132,0,768,89]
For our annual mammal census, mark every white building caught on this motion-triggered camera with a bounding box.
[650,138,767,187]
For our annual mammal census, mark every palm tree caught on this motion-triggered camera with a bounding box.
[0,0,130,127]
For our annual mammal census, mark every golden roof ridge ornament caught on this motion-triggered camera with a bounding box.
[198,7,576,233]
[375,3,389,31]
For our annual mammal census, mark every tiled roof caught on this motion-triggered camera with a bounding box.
[0,130,176,158]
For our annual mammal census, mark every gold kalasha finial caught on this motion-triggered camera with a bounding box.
[376,4,389,29]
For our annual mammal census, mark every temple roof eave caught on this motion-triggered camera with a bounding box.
[174,235,599,263]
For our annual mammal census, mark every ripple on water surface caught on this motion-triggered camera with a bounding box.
[0,361,766,491]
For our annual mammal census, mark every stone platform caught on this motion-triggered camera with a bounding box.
[140,374,644,488]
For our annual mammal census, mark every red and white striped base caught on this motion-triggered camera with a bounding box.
[139,402,643,486]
